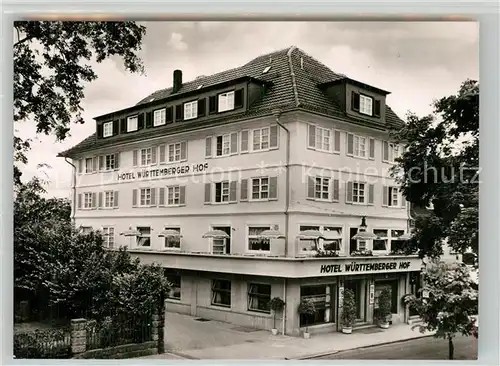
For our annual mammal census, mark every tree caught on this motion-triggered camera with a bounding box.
[13,21,146,185]
[404,260,478,360]
[391,80,479,262]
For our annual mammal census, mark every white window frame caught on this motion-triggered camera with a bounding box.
[214,181,230,203]
[184,101,198,120]
[388,143,401,162]
[102,226,115,248]
[251,177,269,201]
[83,192,93,209]
[103,121,113,138]
[164,227,181,250]
[215,134,231,157]
[247,225,272,253]
[388,186,399,207]
[167,186,181,206]
[139,188,152,207]
[127,115,138,132]
[167,142,184,163]
[390,229,407,253]
[154,108,166,127]
[218,91,235,113]
[104,191,115,208]
[315,126,331,152]
[359,94,373,116]
[352,182,366,204]
[140,147,153,166]
[297,224,344,255]
[353,135,367,158]
[315,177,330,201]
[252,127,270,151]
[85,158,93,173]
[136,226,151,247]
[104,154,116,171]
[372,229,389,252]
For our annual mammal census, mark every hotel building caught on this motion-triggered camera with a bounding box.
[59,46,422,336]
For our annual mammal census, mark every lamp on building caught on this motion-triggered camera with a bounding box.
[351,216,378,240]
[258,229,286,239]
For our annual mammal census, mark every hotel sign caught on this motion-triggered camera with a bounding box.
[117,162,209,181]
[320,260,412,274]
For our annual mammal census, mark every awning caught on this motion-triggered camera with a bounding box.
[202,230,230,239]
[120,227,141,237]
[257,229,286,239]
[158,229,183,238]
[297,230,325,240]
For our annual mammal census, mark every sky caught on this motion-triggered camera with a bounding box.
[16,21,479,198]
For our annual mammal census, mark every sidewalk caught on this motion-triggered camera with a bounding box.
[141,322,434,360]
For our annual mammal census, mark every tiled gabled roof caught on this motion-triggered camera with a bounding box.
[59,46,404,157]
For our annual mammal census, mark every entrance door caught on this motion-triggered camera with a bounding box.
[344,279,366,323]
[409,272,421,316]
[212,226,231,254]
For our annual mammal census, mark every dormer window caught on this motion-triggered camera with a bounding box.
[197,84,203,90]
[359,95,373,116]
[351,91,382,118]
[184,101,198,120]
[262,66,272,74]
[154,108,166,127]
[218,91,235,112]
[127,116,138,132]
[103,121,113,138]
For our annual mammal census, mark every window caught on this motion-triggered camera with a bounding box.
[166,275,181,300]
[85,158,93,173]
[104,191,115,208]
[262,66,272,74]
[251,177,269,200]
[373,229,388,251]
[248,226,271,251]
[322,227,343,252]
[252,127,270,151]
[315,127,331,151]
[167,143,180,162]
[80,226,93,234]
[216,134,231,157]
[105,154,115,170]
[212,226,231,254]
[136,227,151,247]
[315,177,330,200]
[352,182,365,203]
[299,285,335,327]
[103,122,113,137]
[154,108,166,127]
[354,135,367,158]
[214,182,230,203]
[164,227,181,249]
[83,193,93,209]
[383,142,401,163]
[102,227,114,248]
[359,95,373,116]
[127,116,138,132]
[248,283,271,313]
[390,230,406,252]
[140,188,152,206]
[384,186,400,207]
[140,148,153,166]
[211,279,231,307]
[218,91,235,112]
[184,101,198,120]
[298,225,320,253]
[167,186,181,206]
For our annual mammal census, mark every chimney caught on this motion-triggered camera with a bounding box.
[173,69,182,93]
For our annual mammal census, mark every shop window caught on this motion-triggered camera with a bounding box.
[247,283,271,313]
[211,279,231,307]
[299,285,334,327]
[166,275,181,300]
[374,280,398,314]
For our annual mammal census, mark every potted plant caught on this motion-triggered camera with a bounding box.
[341,288,356,334]
[376,288,392,329]
[298,299,315,339]
[268,297,285,335]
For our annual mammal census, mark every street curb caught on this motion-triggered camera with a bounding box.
[166,350,200,360]
[295,333,435,360]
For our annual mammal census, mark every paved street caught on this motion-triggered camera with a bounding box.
[312,335,478,360]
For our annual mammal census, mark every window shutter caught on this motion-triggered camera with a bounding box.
[198,98,206,117]
[158,187,165,206]
[151,147,157,164]
[205,137,212,158]
[204,183,211,204]
[307,176,315,199]
[209,96,217,114]
[113,120,119,136]
[269,176,278,200]
[132,189,138,207]
[138,113,145,130]
[133,150,138,167]
[99,156,104,171]
[383,141,389,162]
[368,184,375,205]
[240,179,248,201]
[179,186,186,205]
[234,88,244,109]
[332,179,340,201]
[159,145,166,163]
[229,181,237,202]
[115,153,120,169]
[97,123,103,138]
[175,104,183,121]
[351,91,360,111]
[369,138,375,159]
[77,193,82,209]
[333,130,341,153]
[146,111,153,128]
[346,182,353,203]
[150,188,157,206]
[92,192,97,209]
[230,132,238,154]
[166,106,174,123]
[78,159,83,174]
[347,133,354,155]
[308,125,316,148]
[181,141,187,160]
[402,195,408,209]
[120,118,126,133]
[382,186,388,206]
[114,191,119,208]
[270,125,279,149]
[240,130,249,153]
[92,157,98,173]
[98,192,103,208]
[374,100,381,117]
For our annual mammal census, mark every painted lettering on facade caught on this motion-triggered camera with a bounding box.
[320,261,412,274]
[117,162,209,181]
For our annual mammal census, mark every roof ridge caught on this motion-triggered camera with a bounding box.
[286,46,301,107]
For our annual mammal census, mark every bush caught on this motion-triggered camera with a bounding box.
[341,288,356,327]
[376,288,392,323]
[268,297,285,329]
[14,329,71,359]
[298,299,316,333]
